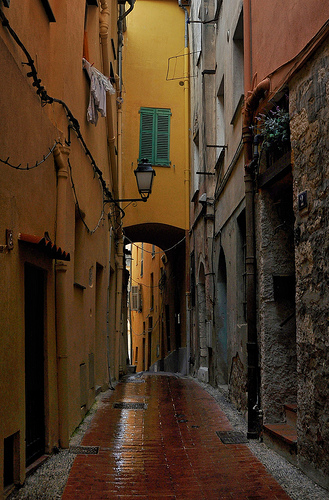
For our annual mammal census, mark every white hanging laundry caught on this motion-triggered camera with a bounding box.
[82,58,115,125]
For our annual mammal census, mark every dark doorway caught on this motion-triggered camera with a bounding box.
[147,316,153,369]
[24,263,45,466]
[216,249,228,383]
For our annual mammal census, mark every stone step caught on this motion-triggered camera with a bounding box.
[263,422,297,465]
[284,403,297,429]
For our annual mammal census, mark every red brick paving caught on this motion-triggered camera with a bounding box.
[62,374,291,499]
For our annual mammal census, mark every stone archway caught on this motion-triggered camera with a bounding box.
[124,222,188,375]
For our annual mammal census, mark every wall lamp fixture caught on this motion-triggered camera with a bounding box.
[107,159,156,203]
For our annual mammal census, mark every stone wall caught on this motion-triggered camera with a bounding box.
[256,186,297,423]
[290,38,329,489]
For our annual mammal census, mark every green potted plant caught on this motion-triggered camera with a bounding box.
[256,106,290,155]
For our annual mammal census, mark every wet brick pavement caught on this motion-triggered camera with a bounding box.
[62,373,291,499]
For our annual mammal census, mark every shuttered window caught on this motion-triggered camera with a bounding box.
[139,107,171,166]
[131,285,142,311]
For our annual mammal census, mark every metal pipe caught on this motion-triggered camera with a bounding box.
[114,237,124,379]
[99,0,118,197]
[242,78,270,438]
[179,0,191,375]
[106,227,115,389]
[118,0,135,23]
[53,144,70,448]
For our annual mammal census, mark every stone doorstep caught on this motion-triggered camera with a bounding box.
[263,422,297,466]
[26,454,50,477]
[263,422,297,445]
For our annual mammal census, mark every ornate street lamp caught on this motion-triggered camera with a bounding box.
[109,158,156,203]
[134,159,156,201]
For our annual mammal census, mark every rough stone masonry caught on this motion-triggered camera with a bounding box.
[290,38,329,489]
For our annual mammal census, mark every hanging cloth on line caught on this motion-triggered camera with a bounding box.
[82,58,115,125]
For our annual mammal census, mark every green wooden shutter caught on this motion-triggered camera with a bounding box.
[139,108,155,163]
[155,109,171,166]
[139,107,171,166]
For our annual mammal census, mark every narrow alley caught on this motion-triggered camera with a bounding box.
[59,374,311,500]
[9,373,329,499]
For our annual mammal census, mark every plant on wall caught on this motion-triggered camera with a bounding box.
[256,106,290,153]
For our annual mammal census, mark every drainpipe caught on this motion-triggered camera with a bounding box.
[115,238,124,379]
[106,227,115,389]
[110,1,135,379]
[118,0,135,23]
[99,0,118,197]
[179,0,191,375]
[117,1,135,199]
[53,144,70,448]
[242,78,270,438]
[117,84,123,201]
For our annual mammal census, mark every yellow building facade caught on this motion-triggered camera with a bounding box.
[0,0,129,495]
[129,243,163,372]
[121,0,190,373]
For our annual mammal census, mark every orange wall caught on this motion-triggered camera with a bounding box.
[0,0,118,489]
[246,1,329,92]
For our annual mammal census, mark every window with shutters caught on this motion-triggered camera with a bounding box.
[131,285,142,311]
[139,107,171,166]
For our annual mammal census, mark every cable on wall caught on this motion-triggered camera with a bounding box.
[68,158,105,235]
[0,140,58,170]
[124,235,186,255]
[0,8,125,228]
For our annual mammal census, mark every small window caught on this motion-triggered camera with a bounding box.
[4,431,20,490]
[150,273,154,311]
[232,10,244,119]
[139,108,171,166]
[131,286,139,311]
[131,285,142,311]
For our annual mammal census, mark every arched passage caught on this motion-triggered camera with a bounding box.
[125,223,187,375]
[124,223,185,252]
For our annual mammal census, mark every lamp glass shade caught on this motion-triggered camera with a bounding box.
[134,160,156,197]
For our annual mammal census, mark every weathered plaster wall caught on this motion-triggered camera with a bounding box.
[213,202,248,413]
[290,38,329,489]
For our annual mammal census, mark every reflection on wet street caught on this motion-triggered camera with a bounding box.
[62,373,291,499]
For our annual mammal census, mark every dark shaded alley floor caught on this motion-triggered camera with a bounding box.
[62,373,291,499]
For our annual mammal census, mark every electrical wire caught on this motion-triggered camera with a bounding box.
[124,234,186,255]
[68,158,105,234]
[0,140,58,170]
[0,8,125,230]
[130,273,170,290]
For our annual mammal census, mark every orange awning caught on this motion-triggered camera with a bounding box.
[18,233,70,261]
